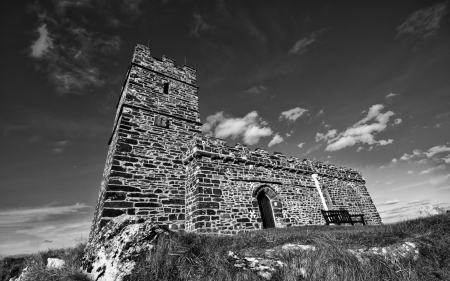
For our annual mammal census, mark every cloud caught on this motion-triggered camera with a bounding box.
[280,107,308,122]
[399,149,422,161]
[400,145,450,165]
[303,144,322,156]
[243,85,266,95]
[288,28,327,55]
[385,93,397,99]
[315,129,337,142]
[316,104,395,151]
[191,13,214,37]
[30,24,53,58]
[407,171,414,174]
[396,2,448,48]
[202,111,272,145]
[380,199,399,206]
[356,147,363,152]
[425,145,450,157]
[393,118,402,125]
[268,133,283,147]
[52,140,70,153]
[408,199,428,205]
[392,158,398,163]
[0,203,93,255]
[297,142,305,148]
[29,4,122,94]
[379,139,394,146]
[419,165,446,174]
[444,155,450,164]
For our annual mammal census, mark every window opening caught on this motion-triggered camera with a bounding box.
[163,83,169,94]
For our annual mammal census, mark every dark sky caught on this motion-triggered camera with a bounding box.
[1,0,449,255]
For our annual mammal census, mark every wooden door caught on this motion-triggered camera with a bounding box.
[258,193,275,228]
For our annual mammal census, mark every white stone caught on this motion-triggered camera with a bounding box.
[47,258,65,269]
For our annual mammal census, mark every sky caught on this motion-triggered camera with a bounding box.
[0,0,449,256]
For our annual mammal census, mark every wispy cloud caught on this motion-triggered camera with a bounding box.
[380,199,399,206]
[280,107,308,122]
[30,24,53,58]
[303,143,322,156]
[399,145,450,164]
[268,133,283,147]
[396,1,448,49]
[288,28,327,55]
[29,3,123,94]
[379,139,394,146]
[297,142,305,148]
[0,203,92,255]
[201,111,273,145]
[243,85,266,95]
[385,93,397,99]
[316,104,395,151]
[52,140,70,153]
[191,12,214,37]
[419,165,446,174]
[393,118,402,125]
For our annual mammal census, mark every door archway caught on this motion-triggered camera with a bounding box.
[257,190,275,229]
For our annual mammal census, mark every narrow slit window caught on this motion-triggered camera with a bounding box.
[163,83,169,94]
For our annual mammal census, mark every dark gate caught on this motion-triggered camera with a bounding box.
[257,191,275,228]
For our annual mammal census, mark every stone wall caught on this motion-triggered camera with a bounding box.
[182,136,381,234]
[90,45,201,239]
[90,44,381,240]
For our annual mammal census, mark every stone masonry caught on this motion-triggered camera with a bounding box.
[89,44,381,239]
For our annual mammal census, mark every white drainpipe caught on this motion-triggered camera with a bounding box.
[312,174,328,210]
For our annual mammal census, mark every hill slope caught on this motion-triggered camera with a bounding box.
[2,214,449,281]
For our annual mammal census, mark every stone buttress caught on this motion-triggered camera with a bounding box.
[90,44,201,239]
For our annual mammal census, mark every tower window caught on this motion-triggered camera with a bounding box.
[154,115,169,128]
[163,83,169,94]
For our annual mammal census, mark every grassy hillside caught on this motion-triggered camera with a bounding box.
[2,214,449,281]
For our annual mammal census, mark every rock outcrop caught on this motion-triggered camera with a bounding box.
[82,215,172,281]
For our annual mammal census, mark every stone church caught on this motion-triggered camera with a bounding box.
[89,44,381,239]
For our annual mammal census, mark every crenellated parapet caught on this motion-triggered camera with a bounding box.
[132,44,196,85]
[182,135,365,183]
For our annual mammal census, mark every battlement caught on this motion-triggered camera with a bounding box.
[182,135,365,183]
[132,44,197,86]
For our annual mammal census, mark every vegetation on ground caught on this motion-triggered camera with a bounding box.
[1,213,449,281]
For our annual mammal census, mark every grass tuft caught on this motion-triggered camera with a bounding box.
[1,213,449,281]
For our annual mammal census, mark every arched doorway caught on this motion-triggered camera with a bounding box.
[257,190,275,229]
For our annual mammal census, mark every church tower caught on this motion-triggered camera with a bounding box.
[90,44,201,239]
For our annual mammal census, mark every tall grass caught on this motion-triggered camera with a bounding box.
[1,214,449,281]
[0,242,91,281]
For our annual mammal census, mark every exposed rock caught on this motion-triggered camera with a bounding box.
[82,215,172,281]
[46,258,65,269]
[229,242,419,279]
[228,251,285,280]
[8,267,27,281]
[419,205,447,217]
[348,242,419,263]
[228,243,316,279]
